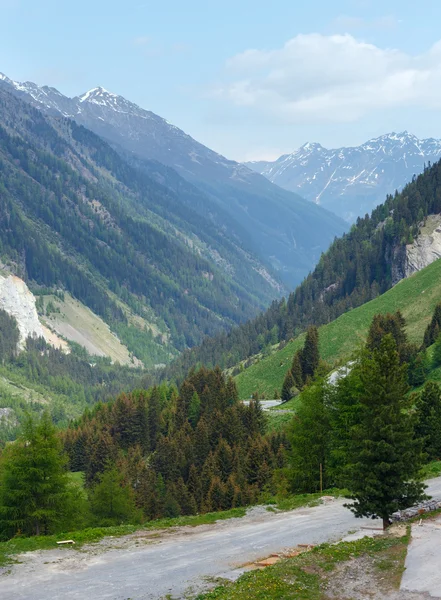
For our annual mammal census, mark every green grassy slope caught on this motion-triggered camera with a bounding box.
[235,257,441,399]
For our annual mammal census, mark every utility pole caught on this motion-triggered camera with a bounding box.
[320,463,323,493]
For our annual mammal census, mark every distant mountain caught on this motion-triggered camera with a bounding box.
[0,85,289,365]
[0,73,346,287]
[246,133,441,222]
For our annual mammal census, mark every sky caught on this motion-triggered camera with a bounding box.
[2,0,441,161]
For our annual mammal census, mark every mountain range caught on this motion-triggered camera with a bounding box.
[0,73,346,288]
[246,133,441,222]
[0,84,292,366]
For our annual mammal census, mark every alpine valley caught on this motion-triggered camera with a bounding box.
[247,132,441,222]
[0,73,346,288]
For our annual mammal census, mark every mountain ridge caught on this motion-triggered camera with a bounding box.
[0,72,346,288]
[0,85,287,365]
[246,132,441,222]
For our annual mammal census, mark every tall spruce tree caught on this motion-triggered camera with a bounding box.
[301,326,320,379]
[415,382,441,460]
[0,413,69,538]
[281,369,295,402]
[289,380,331,492]
[291,351,304,389]
[345,335,426,529]
[148,387,161,451]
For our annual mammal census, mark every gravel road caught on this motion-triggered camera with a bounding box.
[401,479,441,599]
[2,478,441,600]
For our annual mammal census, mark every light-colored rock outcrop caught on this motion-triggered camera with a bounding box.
[404,214,441,277]
[0,274,66,351]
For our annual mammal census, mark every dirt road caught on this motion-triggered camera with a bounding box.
[2,478,441,600]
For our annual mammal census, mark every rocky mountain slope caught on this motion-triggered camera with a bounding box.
[247,133,441,222]
[0,73,346,287]
[0,274,66,352]
[0,85,287,366]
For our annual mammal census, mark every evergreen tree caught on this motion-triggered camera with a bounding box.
[281,370,295,402]
[89,466,140,526]
[432,334,441,368]
[300,326,320,380]
[345,335,426,529]
[291,350,304,389]
[148,387,161,452]
[416,382,441,460]
[188,392,201,428]
[289,380,330,493]
[423,303,441,348]
[0,413,70,538]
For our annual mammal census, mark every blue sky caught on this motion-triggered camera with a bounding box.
[2,0,441,160]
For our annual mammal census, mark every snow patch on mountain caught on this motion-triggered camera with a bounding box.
[247,133,441,222]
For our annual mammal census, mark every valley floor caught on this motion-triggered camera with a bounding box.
[2,478,441,600]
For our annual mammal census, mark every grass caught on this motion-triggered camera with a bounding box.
[265,411,294,432]
[420,460,441,480]
[264,488,346,511]
[235,256,441,399]
[195,528,411,599]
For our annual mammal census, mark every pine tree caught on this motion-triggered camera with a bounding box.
[289,380,330,493]
[301,326,320,379]
[0,413,70,539]
[225,376,239,406]
[423,303,441,347]
[188,392,201,428]
[194,418,210,468]
[214,438,233,482]
[148,387,161,452]
[291,350,304,389]
[345,335,426,529]
[416,382,441,460]
[281,370,295,402]
[205,476,225,512]
[432,334,441,368]
[89,466,140,526]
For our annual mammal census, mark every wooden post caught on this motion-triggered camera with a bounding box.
[320,463,323,493]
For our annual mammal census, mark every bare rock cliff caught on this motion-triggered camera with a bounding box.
[392,214,441,285]
[0,275,65,351]
[405,214,441,277]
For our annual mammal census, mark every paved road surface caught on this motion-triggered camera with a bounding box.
[401,486,441,599]
[2,478,441,600]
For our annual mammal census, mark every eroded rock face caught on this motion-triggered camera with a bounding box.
[391,214,441,285]
[0,275,45,349]
[0,275,65,352]
[405,214,441,277]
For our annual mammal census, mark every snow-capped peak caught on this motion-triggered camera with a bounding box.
[78,87,118,103]
[246,131,441,222]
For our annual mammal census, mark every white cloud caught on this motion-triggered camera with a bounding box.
[214,34,441,124]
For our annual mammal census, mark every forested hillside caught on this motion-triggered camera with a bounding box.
[166,159,441,379]
[0,73,346,288]
[0,86,284,364]
[234,254,441,399]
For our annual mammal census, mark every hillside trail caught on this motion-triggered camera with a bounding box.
[1,477,441,600]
